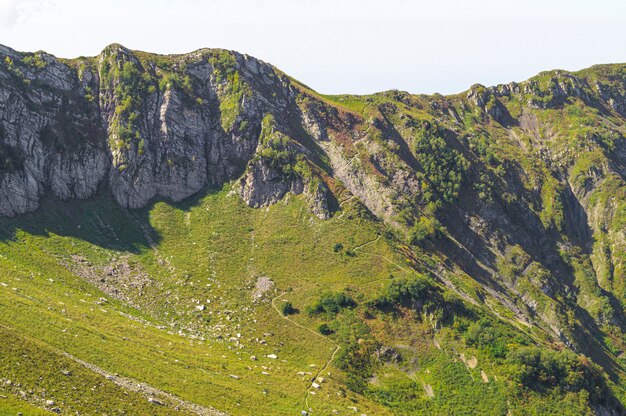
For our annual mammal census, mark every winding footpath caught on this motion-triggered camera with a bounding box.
[270,292,340,411]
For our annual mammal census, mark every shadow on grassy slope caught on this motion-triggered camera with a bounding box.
[0,192,154,253]
[0,186,229,254]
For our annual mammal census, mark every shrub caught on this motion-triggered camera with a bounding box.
[409,216,440,245]
[508,346,607,399]
[370,275,440,311]
[208,50,237,82]
[335,337,378,394]
[318,323,333,335]
[413,121,469,203]
[280,301,296,316]
[333,243,344,253]
[464,318,508,358]
[259,144,292,173]
[307,291,356,316]
[22,54,47,69]
[103,60,152,147]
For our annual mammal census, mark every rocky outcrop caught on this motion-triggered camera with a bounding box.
[0,44,314,217]
[238,159,304,209]
[0,47,109,216]
[238,159,330,219]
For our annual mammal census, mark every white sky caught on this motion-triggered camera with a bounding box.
[1,0,625,95]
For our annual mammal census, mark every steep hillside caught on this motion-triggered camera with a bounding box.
[2,44,626,414]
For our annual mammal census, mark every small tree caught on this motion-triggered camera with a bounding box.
[410,216,440,245]
[318,323,333,335]
[307,291,356,316]
[280,301,296,316]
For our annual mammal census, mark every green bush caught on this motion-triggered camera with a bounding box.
[413,121,469,203]
[103,60,154,147]
[256,117,301,178]
[508,346,608,400]
[470,135,499,166]
[335,337,378,394]
[409,216,440,245]
[318,323,333,335]
[22,53,47,70]
[280,301,296,316]
[208,50,237,82]
[370,275,440,311]
[464,319,508,358]
[307,291,356,316]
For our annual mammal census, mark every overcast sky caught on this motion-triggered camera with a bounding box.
[0,0,625,95]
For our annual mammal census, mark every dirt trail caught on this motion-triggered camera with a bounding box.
[352,235,381,251]
[270,292,340,411]
[353,235,413,274]
[304,345,341,410]
[271,292,331,342]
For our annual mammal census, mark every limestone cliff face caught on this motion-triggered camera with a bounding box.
[0,46,108,216]
[0,44,306,216]
[0,43,421,223]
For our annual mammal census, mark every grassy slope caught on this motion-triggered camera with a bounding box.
[0,183,612,415]
[0,186,407,415]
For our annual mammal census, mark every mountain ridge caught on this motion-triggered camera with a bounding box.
[3,43,626,414]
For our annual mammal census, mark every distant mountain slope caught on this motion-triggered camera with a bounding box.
[2,44,626,414]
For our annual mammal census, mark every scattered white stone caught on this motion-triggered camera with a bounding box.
[481,370,489,383]
[267,354,277,359]
[148,398,164,405]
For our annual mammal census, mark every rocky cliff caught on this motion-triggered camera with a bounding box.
[0,44,284,215]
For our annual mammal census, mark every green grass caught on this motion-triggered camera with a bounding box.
[0,326,182,415]
[0,187,407,415]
